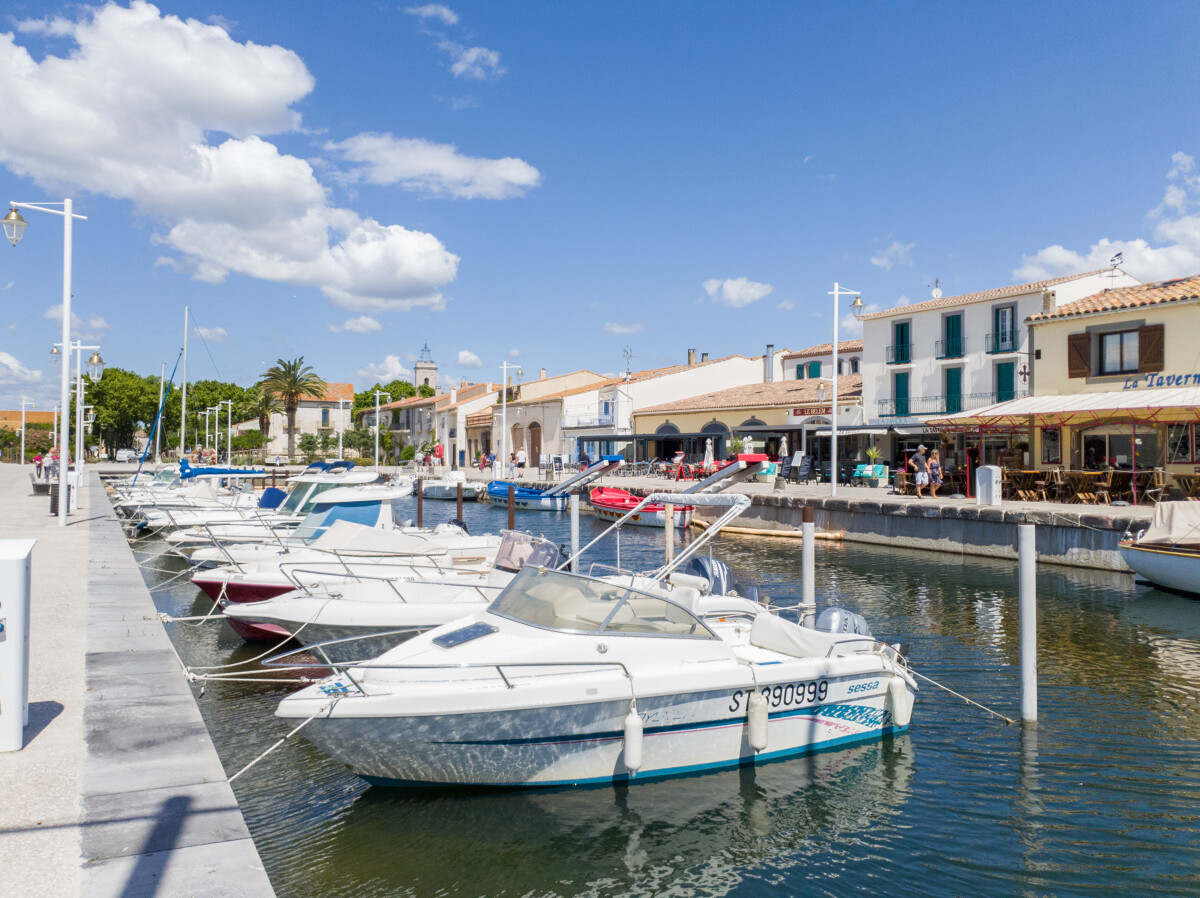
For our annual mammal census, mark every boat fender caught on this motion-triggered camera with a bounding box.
[623,700,643,775]
[888,676,911,728]
[747,690,768,751]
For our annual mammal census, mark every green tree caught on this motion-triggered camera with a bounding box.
[87,367,159,452]
[297,432,319,459]
[319,431,336,454]
[353,379,416,416]
[258,358,326,459]
[242,386,281,448]
[418,383,436,398]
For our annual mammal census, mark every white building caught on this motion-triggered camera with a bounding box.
[235,382,355,455]
[859,269,1140,468]
[782,340,863,380]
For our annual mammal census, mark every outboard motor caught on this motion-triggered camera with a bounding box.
[446,518,469,535]
[815,606,872,637]
[679,556,731,596]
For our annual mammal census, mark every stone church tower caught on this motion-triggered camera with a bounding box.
[413,343,437,389]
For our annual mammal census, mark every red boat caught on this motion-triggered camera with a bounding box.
[589,487,694,528]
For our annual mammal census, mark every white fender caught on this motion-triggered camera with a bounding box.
[888,676,912,728]
[623,701,644,775]
[747,690,768,751]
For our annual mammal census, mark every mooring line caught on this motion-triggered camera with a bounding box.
[909,669,1015,725]
[227,698,335,784]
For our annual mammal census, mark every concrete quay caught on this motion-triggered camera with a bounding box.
[0,464,273,898]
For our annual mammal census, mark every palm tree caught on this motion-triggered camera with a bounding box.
[244,385,281,449]
[257,358,326,460]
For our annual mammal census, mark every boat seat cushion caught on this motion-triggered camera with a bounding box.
[749,612,844,659]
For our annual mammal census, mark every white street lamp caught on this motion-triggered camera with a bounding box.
[54,340,102,485]
[498,362,522,482]
[8,200,87,524]
[828,283,864,497]
[337,397,348,461]
[202,408,213,455]
[373,390,391,469]
[19,399,35,465]
[219,399,234,463]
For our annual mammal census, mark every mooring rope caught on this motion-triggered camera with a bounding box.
[909,668,1015,725]
[227,698,336,784]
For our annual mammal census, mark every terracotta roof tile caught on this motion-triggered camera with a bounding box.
[1027,274,1200,322]
[635,376,862,415]
[318,382,354,402]
[859,269,1121,321]
[782,340,862,359]
[465,410,493,427]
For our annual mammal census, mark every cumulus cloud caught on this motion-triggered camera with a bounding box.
[603,322,645,335]
[330,134,540,199]
[1015,152,1200,282]
[327,315,382,334]
[194,325,228,343]
[870,241,915,270]
[44,305,111,340]
[0,351,42,385]
[0,2,460,313]
[405,4,458,25]
[438,41,505,80]
[457,349,482,367]
[702,277,774,308]
[508,348,521,359]
[777,299,795,310]
[356,354,413,385]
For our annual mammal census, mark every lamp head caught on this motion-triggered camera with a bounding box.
[50,344,62,365]
[87,350,104,382]
[817,382,828,403]
[3,208,27,246]
[851,294,864,320]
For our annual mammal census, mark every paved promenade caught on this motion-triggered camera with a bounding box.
[0,464,273,897]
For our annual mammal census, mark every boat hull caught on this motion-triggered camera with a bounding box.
[485,483,568,511]
[1119,541,1200,596]
[293,677,910,788]
[591,501,694,529]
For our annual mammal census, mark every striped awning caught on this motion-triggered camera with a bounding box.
[925,386,1200,432]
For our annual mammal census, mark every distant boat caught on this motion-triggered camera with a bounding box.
[422,470,487,501]
[486,455,627,512]
[590,486,694,528]
[1119,502,1200,596]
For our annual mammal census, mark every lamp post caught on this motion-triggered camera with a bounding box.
[6,199,87,525]
[201,408,212,456]
[498,362,522,482]
[18,399,35,465]
[337,397,348,461]
[373,391,391,469]
[828,283,864,497]
[220,399,234,463]
[208,406,221,460]
[52,341,103,488]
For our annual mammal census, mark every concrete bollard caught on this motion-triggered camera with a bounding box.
[800,505,815,627]
[665,503,675,566]
[1018,523,1037,723]
[0,539,36,752]
[569,493,580,572]
[416,479,423,529]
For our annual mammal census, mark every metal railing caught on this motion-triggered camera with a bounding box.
[985,331,1019,354]
[934,338,964,359]
[877,390,1029,417]
[885,344,912,365]
[561,414,615,429]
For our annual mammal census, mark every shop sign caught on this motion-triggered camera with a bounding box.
[1122,372,1200,390]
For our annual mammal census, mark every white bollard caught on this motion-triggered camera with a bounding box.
[665,503,675,566]
[569,493,580,573]
[1018,523,1037,723]
[801,505,816,627]
[0,539,36,752]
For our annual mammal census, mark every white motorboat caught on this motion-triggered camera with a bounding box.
[1119,502,1200,596]
[422,470,487,501]
[274,492,916,788]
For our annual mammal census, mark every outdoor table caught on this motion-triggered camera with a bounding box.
[1173,473,1200,500]
[1007,470,1044,501]
[1109,471,1135,503]
[1063,470,1105,504]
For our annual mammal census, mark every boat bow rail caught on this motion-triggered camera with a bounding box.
[542,455,626,497]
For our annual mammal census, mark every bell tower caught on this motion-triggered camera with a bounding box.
[414,343,437,389]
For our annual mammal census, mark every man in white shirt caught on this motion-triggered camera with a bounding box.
[516,447,527,478]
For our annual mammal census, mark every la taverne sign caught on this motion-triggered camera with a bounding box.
[1122,372,1200,390]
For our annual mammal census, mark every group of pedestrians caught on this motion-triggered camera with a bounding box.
[907,443,944,498]
[31,452,58,479]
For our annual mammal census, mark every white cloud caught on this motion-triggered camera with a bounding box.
[0,351,42,385]
[457,349,482,367]
[777,299,795,310]
[330,134,540,199]
[870,241,915,270]
[702,277,774,308]
[438,41,505,80]
[327,315,382,334]
[1015,152,1200,283]
[508,348,521,359]
[356,354,413,385]
[0,2,460,314]
[405,4,458,25]
[194,325,228,343]
[839,301,882,337]
[603,322,646,335]
[43,305,112,340]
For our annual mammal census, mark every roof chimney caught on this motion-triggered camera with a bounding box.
[700,352,709,363]
[450,388,457,404]
[539,368,547,380]
[687,348,697,366]
[764,344,774,382]
[1042,289,1056,312]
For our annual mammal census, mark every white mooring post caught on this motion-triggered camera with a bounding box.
[569,493,580,573]
[801,505,816,627]
[0,539,36,752]
[1018,523,1038,723]
[665,503,675,567]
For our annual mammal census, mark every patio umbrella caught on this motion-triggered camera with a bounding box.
[703,438,714,467]
[778,434,788,460]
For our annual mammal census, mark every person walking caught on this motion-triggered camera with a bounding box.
[507,453,517,478]
[516,446,527,478]
[34,452,43,479]
[928,448,944,498]
[908,444,930,498]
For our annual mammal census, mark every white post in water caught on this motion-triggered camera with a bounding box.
[1018,523,1037,722]
[569,492,580,572]
[0,539,36,752]
[665,503,675,567]
[801,504,816,626]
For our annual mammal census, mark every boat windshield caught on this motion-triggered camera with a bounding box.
[489,567,715,638]
[284,481,345,516]
[293,501,381,542]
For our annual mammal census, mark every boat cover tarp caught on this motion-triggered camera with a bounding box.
[311,520,448,555]
[1139,502,1200,548]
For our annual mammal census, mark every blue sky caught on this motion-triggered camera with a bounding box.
[2,1,1198,408]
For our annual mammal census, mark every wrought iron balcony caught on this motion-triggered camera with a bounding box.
[985,331,1019,354]
[561,414,615,429]
[885,343,913,365]
[877,390,1029,418]
[934,338,965,359]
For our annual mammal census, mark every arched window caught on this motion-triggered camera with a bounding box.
[655,422,680,434]
[740,417,766,427]
[701,420,729,434]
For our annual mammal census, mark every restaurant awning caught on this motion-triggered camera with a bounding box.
[731,424,807,433]
[926,386,1200,433]
[810,425,890,436]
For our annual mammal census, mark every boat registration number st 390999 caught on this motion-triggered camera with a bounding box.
[729,680,828,712]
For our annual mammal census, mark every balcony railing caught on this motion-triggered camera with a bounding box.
[877,390,1029,418]
[561,413,615,429]
[934,338,965,359]
[985,331,1019,354]
[885,343,913,365]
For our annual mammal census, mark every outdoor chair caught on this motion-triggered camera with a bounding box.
[1095,467,1114,505]
[1143,469,1167,505]
[870,464,887,486]
[850,463,870,486]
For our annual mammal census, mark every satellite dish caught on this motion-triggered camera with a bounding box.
[931,287,942,299]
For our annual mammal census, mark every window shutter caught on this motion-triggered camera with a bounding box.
[1067,333,1090,378]
[1138,324,1164,373]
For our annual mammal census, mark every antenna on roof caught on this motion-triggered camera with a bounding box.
[623,346,634,380]
[1103,252,1124,286]
[929,278,942,300]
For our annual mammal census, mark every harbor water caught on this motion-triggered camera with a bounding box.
[132,494,1200,897]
